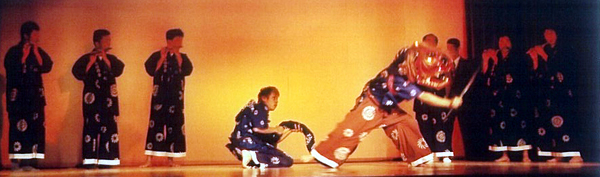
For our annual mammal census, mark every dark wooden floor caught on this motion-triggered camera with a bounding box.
[1,161,600,177]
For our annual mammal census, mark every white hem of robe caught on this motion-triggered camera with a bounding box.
[538,151,581,157]
[145,150,186,157]
[9,153,45,159]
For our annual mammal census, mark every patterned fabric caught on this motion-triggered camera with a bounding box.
[484,51,533,152]
[312,97,432,168]
[226,100,293,167]
[73,52,124,165]
[4,43,53,159]
[144,52,193,157]
[415,87,454,156]
[363,49,423,112]
[279,120,315,152]
[312,48,433,168]
[533,45,580,157]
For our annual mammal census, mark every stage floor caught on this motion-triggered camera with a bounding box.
[2,161,600,177]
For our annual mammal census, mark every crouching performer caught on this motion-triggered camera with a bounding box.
[311,42,462,168]
[227,86,313,168]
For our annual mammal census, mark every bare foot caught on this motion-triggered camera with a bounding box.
[168,157,180,167]
[140,156,152,168]
[300,155,314,162]
[569,156,583,163]
[139,161,152,168]
[523,151,531,163]
[442,157,452,163]
[494,153,510,162]
[547,157,559,163]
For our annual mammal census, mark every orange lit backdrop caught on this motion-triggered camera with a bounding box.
[0,0,465,167]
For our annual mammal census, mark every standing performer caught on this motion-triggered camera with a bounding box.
[311,42,462,168]
[482,36,532,162]
[414,34,455,163]
[226,86,297,168]
[4,21,53,171]
[527,28,583,163]
[142,29,193,167]
[447,38,484,161]
[72,29,125,168]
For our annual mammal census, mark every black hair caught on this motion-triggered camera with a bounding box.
[93,29,111,43]
[166,28,184,40]
[258,86,279,102]
[447,38,460,48]
[422,33,439,45]
[20,21,40,43]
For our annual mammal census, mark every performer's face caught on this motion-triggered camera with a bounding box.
[544,29,557,45]
[261,93,279,111]
[168,36,183,49]
[423,36,438,48]
[27,30,40,44]
[446,43,458,57]
[96,35,112,50]
[498,36,512,51]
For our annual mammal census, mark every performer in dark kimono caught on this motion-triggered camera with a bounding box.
[4,21,53,171]
[142,29,193,167]
[311,42,463,168]
[415,34,456,162]
[447,39,485,161]
[226,86,298,168]
[482,36,532,162]
[527,28,583,163]
[72,29,125,168]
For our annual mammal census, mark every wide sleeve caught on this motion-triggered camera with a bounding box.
[4,47,21,81]
[392,76,423,100]
[109,55,125,77]
[144,52,160,77]
[72,55,89,81]
[181,54,193,76]
[38,48,53,73]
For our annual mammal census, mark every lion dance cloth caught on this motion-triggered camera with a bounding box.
[312,42,455,168]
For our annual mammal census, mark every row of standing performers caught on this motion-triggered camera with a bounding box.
[5,22,193,170]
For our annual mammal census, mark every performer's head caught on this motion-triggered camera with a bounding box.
[20,21,40,44]
[544,28,557,46]
[93,29,111,51]
[258,86,279,111]
[498,35,512,52]
[398,42,453,90]
[446,38,460,58]
[166,28,184,50]
[422,33,438,48]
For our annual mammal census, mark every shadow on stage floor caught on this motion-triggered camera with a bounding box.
[1,161,599,177]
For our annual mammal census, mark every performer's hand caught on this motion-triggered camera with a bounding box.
[276,126,286,135]
[481,50,489,60]
[32,43,44,65]
[86,53,97,73]
[22,43,31,63]
[527,48,539,70]
[534,45,545,54]
[535,45,548,61]
[32,43,40,56]
[172,48,183,67]
[160,47,168,59]
[101,50,111,68]
[450,97,462,109]
[155,47,168,72]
